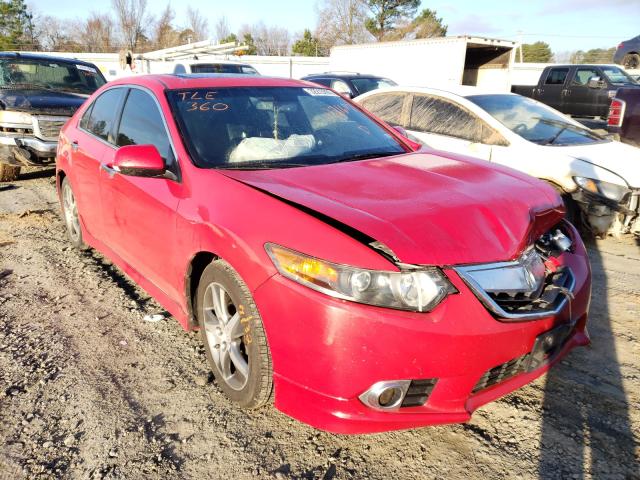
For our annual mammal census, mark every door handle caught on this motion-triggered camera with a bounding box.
[71,140,79,152]
[101,164,119,178]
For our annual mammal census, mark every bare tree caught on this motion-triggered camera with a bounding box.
[240,22,290,56]
[75,12,115,52]
[315,0,371,53]
[153,3,179,49]
[186,6,209,42]
[111,0,149,51]
[213,15,230,43]
[35,14,78,51]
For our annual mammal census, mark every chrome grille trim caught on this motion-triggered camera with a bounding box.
[32,116,69,141]
[454,262,576,321]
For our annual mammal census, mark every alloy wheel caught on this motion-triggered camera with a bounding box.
[202,282,250,391]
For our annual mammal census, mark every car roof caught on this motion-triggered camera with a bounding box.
[359,85,515,99]
[182,59,254,66]
[303,72,389,80]
[0,51,100,68]
[108,74,319,90]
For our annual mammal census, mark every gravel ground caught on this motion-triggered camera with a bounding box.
[0,171,639,480]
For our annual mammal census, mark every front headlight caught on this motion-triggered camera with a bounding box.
[0,110,33,127]
[265,243,455,312]
[573,176,630,202]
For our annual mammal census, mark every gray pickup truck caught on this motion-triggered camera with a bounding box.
[512,64,639,119]
[0,52,106,182]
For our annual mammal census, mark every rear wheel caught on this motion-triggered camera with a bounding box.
[623,53,640,69]
[61,177,86,249]
[196,259,273,409]
[0,164,21,182]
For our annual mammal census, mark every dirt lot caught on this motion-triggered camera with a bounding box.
[1,171,639,480]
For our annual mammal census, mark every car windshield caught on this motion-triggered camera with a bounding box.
[350,77,397,95]
[467,94,606,146]
[168,86,406,169]
[190,64,259,75]
[0,58,106,94]
[601,66,637,86]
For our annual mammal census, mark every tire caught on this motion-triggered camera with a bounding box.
[622,53,640,70]
[0,164,21,182]
[60,177,86,249]
[196,259,273,409]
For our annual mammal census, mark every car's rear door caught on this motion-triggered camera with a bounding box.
[539,67,570,112]
[99,87,183,301]
[71,87,126,240]
[405,93,491,160]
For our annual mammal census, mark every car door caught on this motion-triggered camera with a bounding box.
[358,91,409,127]
[565,67,601,117]
[71,87,126,240]
[406,93,491,160]
[99,87,183,301]
[539,67,570,112]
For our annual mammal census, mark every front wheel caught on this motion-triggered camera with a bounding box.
[196,259,273,409]
[0,164,21,182]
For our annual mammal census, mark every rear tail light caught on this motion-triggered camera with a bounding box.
[607,99,625,128]
[618,43,624,49]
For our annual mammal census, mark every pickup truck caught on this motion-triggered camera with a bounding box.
[0,52,107,182]
[608,88,640,147]
[512,64,639,119]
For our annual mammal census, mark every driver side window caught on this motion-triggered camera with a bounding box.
[116,89,174,166]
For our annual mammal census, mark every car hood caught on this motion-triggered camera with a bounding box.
[555,141,640,188]
[222,152,564,265]
[0,88,88,115]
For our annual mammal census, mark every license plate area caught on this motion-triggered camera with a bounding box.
[526,324,573,372]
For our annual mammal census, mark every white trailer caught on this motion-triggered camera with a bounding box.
[329,36,518,91]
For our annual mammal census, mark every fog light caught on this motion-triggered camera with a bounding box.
[377,387,402,407]
[359,380,410,410]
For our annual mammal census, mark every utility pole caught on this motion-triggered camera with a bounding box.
[517,30,523,63]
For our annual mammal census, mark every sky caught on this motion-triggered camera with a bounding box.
[28,0,640,54]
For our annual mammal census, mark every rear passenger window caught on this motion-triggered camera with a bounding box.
[359,93,406,126]
[545,68,569,85]
[409,94,483,142]
[116,89,173,163]
[85,88,125,143]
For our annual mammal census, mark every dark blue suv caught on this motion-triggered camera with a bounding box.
[301,72,397,99]
[614,35,640,69]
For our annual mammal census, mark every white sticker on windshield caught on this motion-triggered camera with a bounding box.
[303,88,337,96]
[76,64,97,73]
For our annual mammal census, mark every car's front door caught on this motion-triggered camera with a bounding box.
[405,94,492,160]
[99,87,183,301]
[72,87,126,240]
[565,67,601,117]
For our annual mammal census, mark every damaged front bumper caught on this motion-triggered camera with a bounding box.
[0,134,58,167]
[571,188,640,236]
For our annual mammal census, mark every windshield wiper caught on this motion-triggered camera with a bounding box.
[217,161,311,170]
[328,151,401,164]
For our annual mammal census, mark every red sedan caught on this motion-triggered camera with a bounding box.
[56,75,591,434]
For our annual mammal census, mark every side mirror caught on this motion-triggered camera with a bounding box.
[391,125,422,152]
[113,145,166,177]
[587,76,605,89]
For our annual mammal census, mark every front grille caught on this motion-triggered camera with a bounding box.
[472,354,529,393]
[401,378,437,407]
[488,268,574,316]
[35,117,68,140]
